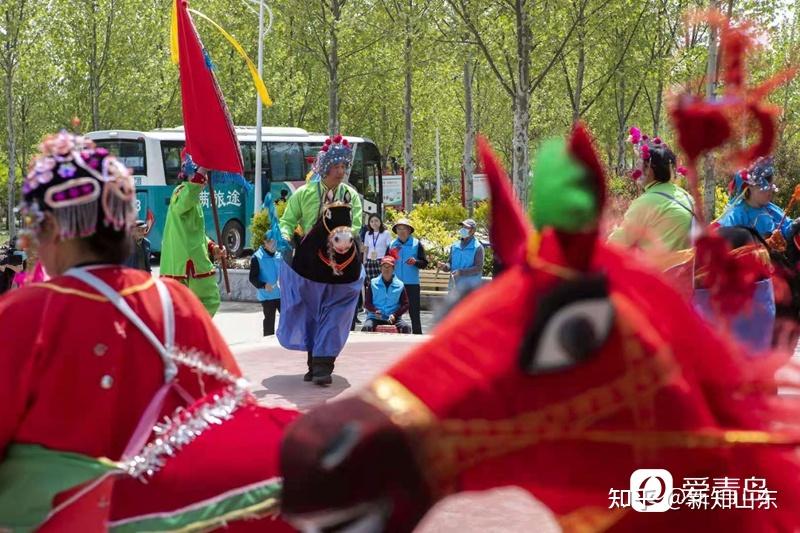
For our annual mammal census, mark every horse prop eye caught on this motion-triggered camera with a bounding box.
[519,275,614,375]
[343,191,351,204]
[325,209,332,220]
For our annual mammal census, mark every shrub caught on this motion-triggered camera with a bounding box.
[249,201,288,250]
[249,209,271,250]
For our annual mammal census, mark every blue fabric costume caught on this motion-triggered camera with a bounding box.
[717,202,793,239]
[277,266,363,357]
[694,278,775,353]
[718,158,795,238]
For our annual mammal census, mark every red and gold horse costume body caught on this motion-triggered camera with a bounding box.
[279,128,800,532]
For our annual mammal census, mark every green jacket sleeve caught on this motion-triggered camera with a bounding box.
[349,187,363,234]
[280,189,303,241]
[171,182,202,215]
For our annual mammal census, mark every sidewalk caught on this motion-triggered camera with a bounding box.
[213,301,438,346]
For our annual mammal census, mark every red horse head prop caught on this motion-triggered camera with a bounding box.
[279,128,800,533]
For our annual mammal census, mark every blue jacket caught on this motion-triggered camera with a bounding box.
[449,237,483,289]
[367,275,405,320]
[717,201,794,239]
[391,237,421,285]
[251,247,281,301]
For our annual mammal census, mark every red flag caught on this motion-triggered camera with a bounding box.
[175,0,243,174]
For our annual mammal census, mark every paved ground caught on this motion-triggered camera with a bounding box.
[214,301,440,347]
[214,306,559,532]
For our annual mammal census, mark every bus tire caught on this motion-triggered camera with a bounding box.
[222,220,245,258]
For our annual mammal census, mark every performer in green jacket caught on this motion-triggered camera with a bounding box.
[279,153,363,243]
[160,153,226,316]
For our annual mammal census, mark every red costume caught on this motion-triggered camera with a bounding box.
[0,132,296,532]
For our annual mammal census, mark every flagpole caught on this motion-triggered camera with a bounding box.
[253,0,265,213]
[207,175,231,293]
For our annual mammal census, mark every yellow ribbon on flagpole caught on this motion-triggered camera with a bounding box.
[188,8,273,107]
[170,0,179,65]
[169,1,272,106]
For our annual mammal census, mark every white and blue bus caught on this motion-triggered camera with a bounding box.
[86,127,384,256]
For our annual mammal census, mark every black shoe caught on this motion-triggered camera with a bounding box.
[303,352,313,382]
[311,357,334,386]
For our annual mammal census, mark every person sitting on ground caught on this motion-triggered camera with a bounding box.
[438,218,485,290]
[123,219,152,273]
[362,255,411,334]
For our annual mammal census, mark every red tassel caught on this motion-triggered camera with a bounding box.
[670,98,732,163]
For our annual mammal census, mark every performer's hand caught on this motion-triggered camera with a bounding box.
[767,229,787,252]
[406,257,416,266]
[213,245,228,261]
[264,283,273,291]
[388,314,396,324]
[375,310,382,318]
[437,261,447,270]
[452,269,460,278]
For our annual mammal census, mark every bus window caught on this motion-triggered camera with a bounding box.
[241,142,254,182]
[94,139,147,176]
[303,142,322,175]
[358,142,382,206]
[349,144,365,192]
[161,141,184,185]
[269,142,303,182]
[241,141,271,183]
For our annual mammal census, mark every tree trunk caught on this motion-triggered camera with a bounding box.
[3,3,24,239]
[327,0,341,135]
[512,0,532,205]
[402,1,413,212]
[651,76,664,136]
[5,66,16,238]
[572,3,585,123]
[463,56,475,216]
[703,1,719,221]
[88,0,100,130]
[615,76,626,175]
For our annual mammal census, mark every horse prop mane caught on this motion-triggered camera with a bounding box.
[290,188,362,284]
[279,126,800,533]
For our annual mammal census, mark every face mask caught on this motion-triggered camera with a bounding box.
[459,228,470,238]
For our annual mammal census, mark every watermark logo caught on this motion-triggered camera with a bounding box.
[630,469,673,512]
[609,471,777,512]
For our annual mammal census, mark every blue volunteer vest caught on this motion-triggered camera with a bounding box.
[450,237,482,288]
[391,237,420,285]
[254,247,281,301]
[368,275,405,320]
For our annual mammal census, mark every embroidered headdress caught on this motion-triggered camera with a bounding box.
[627,126,687,182]
[312,134,353,179]
[727,157,777,203]
[20,131,135,240]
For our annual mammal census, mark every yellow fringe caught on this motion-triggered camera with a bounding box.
[187,8,273,107]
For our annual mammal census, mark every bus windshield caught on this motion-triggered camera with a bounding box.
[93,139,147,175]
